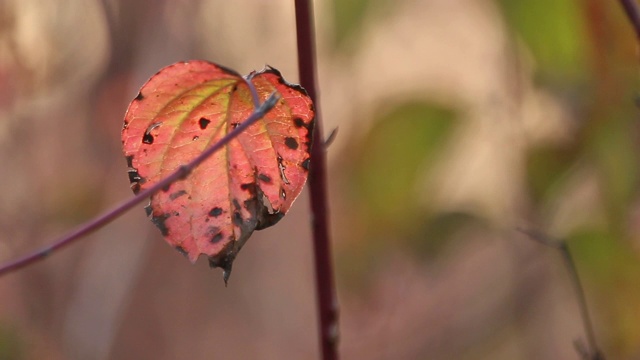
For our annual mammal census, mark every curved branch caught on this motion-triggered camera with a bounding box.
[0,90,279,277]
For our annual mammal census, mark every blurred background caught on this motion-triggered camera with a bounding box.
[0,0,639,359]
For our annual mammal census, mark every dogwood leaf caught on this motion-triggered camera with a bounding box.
[122,60,314,281]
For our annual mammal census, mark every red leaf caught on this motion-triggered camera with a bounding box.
[122,60,314,280]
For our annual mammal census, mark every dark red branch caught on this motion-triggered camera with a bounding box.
[294,1,340,360]
[0,91,279,277]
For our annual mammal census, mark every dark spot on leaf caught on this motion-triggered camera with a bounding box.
[302,158,311,171]
[258,173,272,183]
[126,157,144,194]
[144,203,152,217]
[240,183,257,193]
[231,84,238,92]
[162,184,171,192]
[253,185,283,230]
[142,122,162,144]
[232,212,243,226]
[127,168,141,184]
[169,190,187,200]
[127,169,142,193]
[199,117,211,129]
[135,92,144,101]
[123,120,129,129]
[175,246,188,257]
[264,66,309,97]
[280,188,286,200]
[207,227,223,244]
[293,117,305,128]
[243,198,254,212]
[211,232,223,243]
[231,122,239,129]
[177,165,191,179]
[142,133,154,144]
[150,212,171,236]
[126,155,134,167]
[256,211,284,230]
[192,136,199,141]
[209,207,223,217]
[284,137,299,150]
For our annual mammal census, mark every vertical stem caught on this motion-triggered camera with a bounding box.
[294,1,340,360]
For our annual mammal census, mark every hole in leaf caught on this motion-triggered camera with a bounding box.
[209,207,223,217]
[199,117,211,129]
[293,117,305,128]
[285,137,299,150]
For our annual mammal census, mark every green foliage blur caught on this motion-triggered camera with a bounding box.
[0,325,23,360]
[332,0,640,357]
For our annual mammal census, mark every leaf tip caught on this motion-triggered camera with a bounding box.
[209,251,235,286]
[223,267,232,286]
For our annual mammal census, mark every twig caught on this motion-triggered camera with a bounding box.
[518,229,605,360]
[294,1,340,360]
[0,89,279,277]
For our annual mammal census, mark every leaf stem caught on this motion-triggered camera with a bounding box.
[242,75,261,109]
[294,1,340,360]
[0,90,279,277]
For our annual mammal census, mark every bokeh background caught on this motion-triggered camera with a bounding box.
[1,0,639,359]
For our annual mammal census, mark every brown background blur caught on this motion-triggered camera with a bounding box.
[1,0,639,359]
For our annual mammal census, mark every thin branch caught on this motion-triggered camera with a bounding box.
[294,1,340,360]
[618,0,640,40]
[0,90,280,277]
[518,229,605,360]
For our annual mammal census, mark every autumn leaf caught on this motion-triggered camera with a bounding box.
[122,60,314,282]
